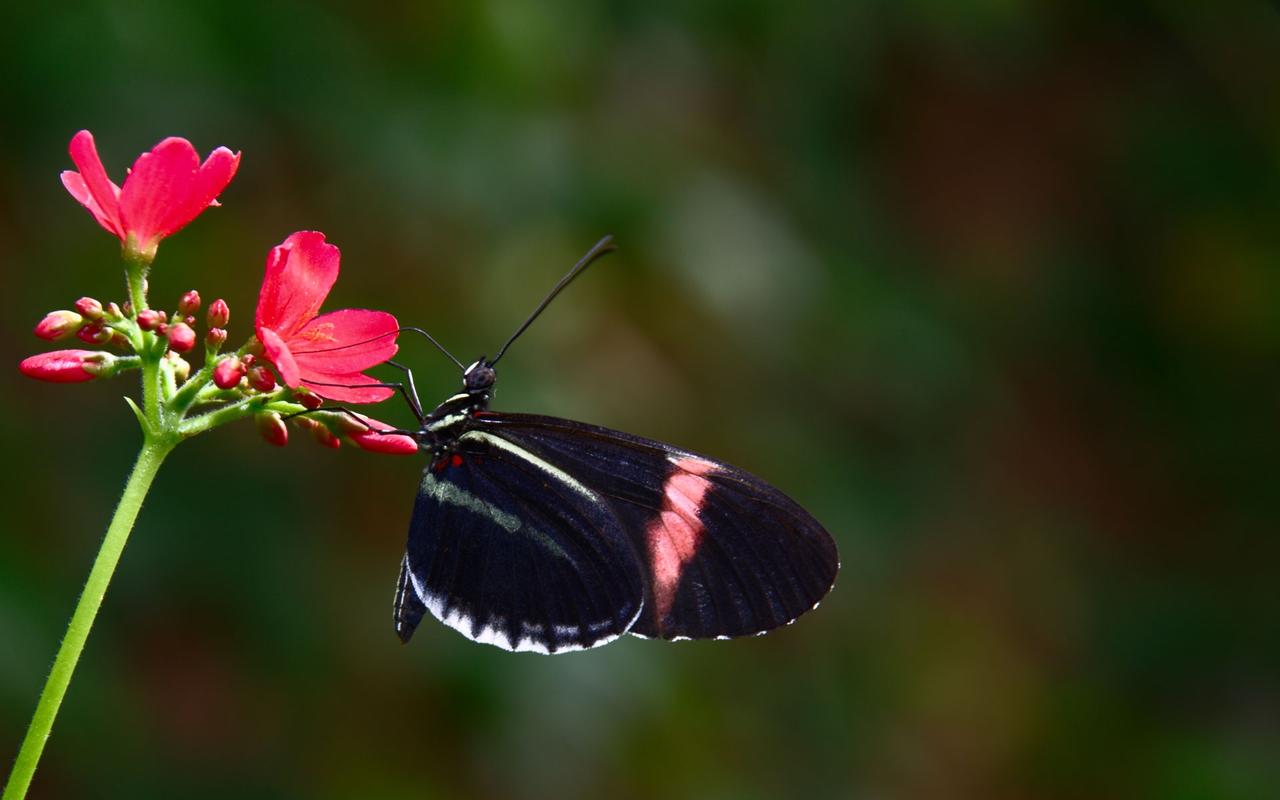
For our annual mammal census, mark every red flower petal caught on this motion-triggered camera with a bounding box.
[163,146,239,239]
[291,309,399,376]
[61,171,121,237]
[118,137,202,250]
[300,373,394,404]
[258,327,301,388]
[64,130,123,237]
[254,232,340,337]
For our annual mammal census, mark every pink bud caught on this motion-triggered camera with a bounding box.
[20,349,103,383]
[76,323,112,345]
[344,413,418,455]
[256,412,288,447]
[213,357,245,389]
[311,422,341,449]
[137,309,163,331]
[178,290,201,315]
[35,310,84,341]
[206,298,230,329]
[240,354,256,368]
[206,327,228,350]
[105,302,123,320]
[297,391,323,410]
[75,297,104,320]
[166,323,196,353]
[247,365,276,392]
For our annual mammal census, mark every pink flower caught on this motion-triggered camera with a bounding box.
[254,231,398,404]
[60,130,240,256]
[20,350,104,383]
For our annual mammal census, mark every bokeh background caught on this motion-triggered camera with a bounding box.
[2,2,1279,798]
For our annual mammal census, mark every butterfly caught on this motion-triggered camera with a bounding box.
[331,237,839,654]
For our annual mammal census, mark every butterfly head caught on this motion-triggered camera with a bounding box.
[463,359,496,397]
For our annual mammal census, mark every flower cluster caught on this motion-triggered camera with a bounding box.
[21,130,416,455]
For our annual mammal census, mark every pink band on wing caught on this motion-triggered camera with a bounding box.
[646,457,716,626]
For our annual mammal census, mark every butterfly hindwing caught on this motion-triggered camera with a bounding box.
[470,413,839,641]
[398,430,646,653]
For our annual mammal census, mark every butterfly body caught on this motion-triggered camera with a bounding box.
[394,358,840,654]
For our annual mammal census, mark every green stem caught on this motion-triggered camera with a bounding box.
[123,248,149,315]
[178,392,276,437]
[140,348,164,428]
[2,437,176,800]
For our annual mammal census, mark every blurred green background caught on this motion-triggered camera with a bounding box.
[3,2,1280,798]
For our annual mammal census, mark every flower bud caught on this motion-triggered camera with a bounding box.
[184,315,196,327]
[247,365,276,392]
[35,311,84,341]
[311,422,341,449]
[213,356,245,389]
[205,327,228,350]
[19,349,107,383]
[166,323,197,353]
[178,290,201,315]
[297,391,323,410]
[121,301,133,317]
[256,412,289,447]
[343,413,418,455]
[206,298,230,328]
[75,297,104,320]
[104,302,123,321]
[137,309,163,332]
[168,353,191,382]
[76,323,112,345]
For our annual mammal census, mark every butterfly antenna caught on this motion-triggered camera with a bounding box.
[489,235,617,366]
[291,327,465,371]
[400,327,466,371]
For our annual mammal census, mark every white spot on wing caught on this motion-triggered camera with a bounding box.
[462,431,596,499]
[411,584,644,655]
[421,473,521,532]
[426,412,468,432]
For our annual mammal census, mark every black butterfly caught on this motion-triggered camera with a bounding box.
[324,237,838,654]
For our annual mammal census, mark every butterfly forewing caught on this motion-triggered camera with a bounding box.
[399,433,646,653]
[470,413,839,641]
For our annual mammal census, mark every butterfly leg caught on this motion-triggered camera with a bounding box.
[302,379,426,425]
[382,360,426,421]
[280,404,420,437]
